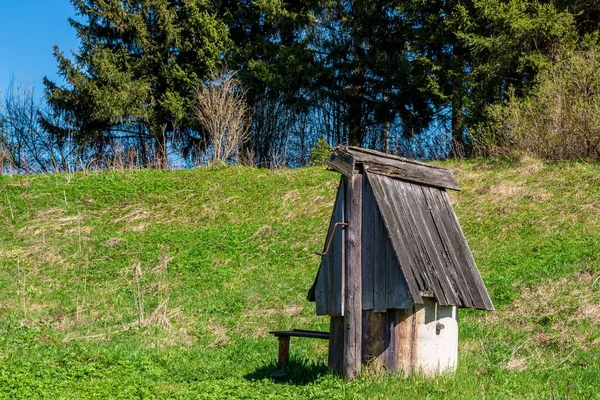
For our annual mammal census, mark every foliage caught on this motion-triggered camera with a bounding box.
[205,0,320,165]
[454,0,578,140]
[1,162,600,397]
[475,49,600,160]
[0,79,80,174]
[43,0,232,168]
[310,1,441,147]
[17,0,600,168]
[308,138,332,166]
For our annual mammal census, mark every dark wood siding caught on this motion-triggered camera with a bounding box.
[362,177,412,311]
[314,178,346,316]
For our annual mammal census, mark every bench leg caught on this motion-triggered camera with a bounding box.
[277,336,290,369]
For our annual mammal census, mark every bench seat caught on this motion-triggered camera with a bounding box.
[269,329,329,369]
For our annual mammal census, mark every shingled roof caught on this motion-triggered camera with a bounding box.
[309,146,494,312]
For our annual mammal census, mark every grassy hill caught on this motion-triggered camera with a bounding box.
[0,159,599,399]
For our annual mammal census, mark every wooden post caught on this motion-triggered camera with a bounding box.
[343,173,362,379]
[277,336,290,370]
[328,316,345,375]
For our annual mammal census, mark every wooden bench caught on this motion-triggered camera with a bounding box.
[269,329,329,369]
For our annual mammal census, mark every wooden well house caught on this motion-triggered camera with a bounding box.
[307,146,494,379]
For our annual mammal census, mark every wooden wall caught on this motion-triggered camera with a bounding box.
[315,178,345,316]
[361,175,412,312]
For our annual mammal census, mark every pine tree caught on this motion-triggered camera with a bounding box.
[311,1,439,147]
[43,0,231,168]
[216,0,321,163]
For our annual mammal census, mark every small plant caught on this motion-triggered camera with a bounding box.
[131,254,173,329]
[309,138,332,166]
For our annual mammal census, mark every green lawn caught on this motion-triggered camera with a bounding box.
[0,159,599,399]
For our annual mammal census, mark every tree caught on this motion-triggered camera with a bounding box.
[310,1,439,147]
[194,70,251,164]
[455,0,578,133]
[216,0,321,164]
[43,0,231,168]
[0,78,80,173]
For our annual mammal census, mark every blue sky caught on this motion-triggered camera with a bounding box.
[0,1,77,96]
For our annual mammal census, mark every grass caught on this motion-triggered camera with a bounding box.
[0,159,599,399]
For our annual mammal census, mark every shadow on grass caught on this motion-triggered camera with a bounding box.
[245,359,329,385]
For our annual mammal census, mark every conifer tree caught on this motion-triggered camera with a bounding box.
[43,0,231,167]
[311,1,440,147]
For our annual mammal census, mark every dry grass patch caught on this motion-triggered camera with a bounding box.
[113,207,149,224]
[206,322,230,348]
[18,208,85,237]
[484,271,600,351]
[247,225,275,241]
[488,181,525,200]
[516,156,544,176]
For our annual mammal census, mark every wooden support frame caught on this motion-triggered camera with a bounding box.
[271,330,330,371]
[343,173,362,380]
[277,336,290,370]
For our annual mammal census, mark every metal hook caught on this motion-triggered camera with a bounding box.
[315,222,348,257]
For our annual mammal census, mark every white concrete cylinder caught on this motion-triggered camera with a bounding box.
[414,298,458,375]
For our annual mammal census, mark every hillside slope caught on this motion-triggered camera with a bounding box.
[0,160,599,399]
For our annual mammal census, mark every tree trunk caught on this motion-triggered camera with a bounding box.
[347,95,363,147]
[347,3,366,148]
[450,85,463,158]
[154,124,168,169]
[450,43,466,159]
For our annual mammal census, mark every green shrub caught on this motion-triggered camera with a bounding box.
[474,48,600,160]
[309,138,332,166]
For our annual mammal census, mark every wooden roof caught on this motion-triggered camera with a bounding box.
[366,172,494,310]
[327,146,460,191]
[308,147,494,312]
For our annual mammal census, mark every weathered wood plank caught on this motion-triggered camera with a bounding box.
[328,316,345,375]
[384,310,398,371]
[366,171,493,310]
[327,149,355,178]
[395,305,421,373]
[361,175,375,310]
[386,237,412,309]
[420,185,476,308]
[424,186,482,308]
[343,174,362,380]
[366,172,424,305]
[314,179,346,315]
[391,179,439,297]
[344,147,460,191]
[361,310,385,365]
[326,146,460,191]
[314,265,329,315]
[346,146,446,170]
[438,190,494,310]
[270,331,329,339]
[399,181,459,306]
[372,188,388,312]
[385,226,412,309]
[331,178,346,316]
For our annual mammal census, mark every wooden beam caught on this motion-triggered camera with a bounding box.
[337,146,460,191]
[343,173,362,380]
[362,310,385,365]
[327,149,355,178]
